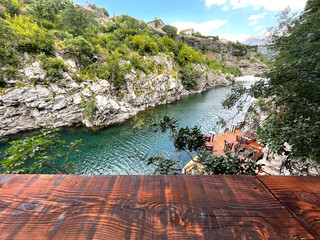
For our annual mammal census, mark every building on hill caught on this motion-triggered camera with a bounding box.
[180,28,195,36]
[147,19,165,29]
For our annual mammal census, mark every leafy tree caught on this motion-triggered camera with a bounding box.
[0,0,20,17]
[1,128,82,174]
[60,4,96,37]
[26,0,71,22]
[223,1,320,162]
[179,66,201,90]
[4,15,55,54]
[197,151,262,175]
[162,25,178,38]
[38,53,68,81]
[64,36,93,67]
[177,43,201,66]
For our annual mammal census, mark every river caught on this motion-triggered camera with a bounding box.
[0,77,257,175]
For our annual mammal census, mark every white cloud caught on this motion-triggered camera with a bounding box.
[229,0,307,11]
[222,6,229,11]
[206,0,307,11]
[248,12,267,21]
[171,19,228,36]
[249,20,258,26]
[254,26,263,31]
[219,33,250,42]
[205,0,227,7]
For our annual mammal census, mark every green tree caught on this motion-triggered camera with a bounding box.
[26,0,71,22]
[223,1,320,162]
[60,5,95,37]
[0,0,20,17]
[162,25,178,38]
[1,128,82,174]
[179,66,201,90]
[64,36,93,67]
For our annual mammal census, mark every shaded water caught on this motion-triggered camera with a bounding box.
[0,80,254,175]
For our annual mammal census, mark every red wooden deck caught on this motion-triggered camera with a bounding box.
[0,175,319,239]
[212,130,262,157]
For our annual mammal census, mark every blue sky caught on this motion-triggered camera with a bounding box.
[75,0,307,42]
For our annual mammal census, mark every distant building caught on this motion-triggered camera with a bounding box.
[180,28,195,36]
[220,38,229,44]
[147,19,165,29]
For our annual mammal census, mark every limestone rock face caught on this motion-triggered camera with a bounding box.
[0,56,233,137]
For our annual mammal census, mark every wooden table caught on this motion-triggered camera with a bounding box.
[0,175,319,239]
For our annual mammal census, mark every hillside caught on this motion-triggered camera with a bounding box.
[0,0,266,137]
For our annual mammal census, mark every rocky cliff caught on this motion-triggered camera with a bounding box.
[0,55,233,137]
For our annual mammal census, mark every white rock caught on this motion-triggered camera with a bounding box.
[36,85,51,97]
[73,93,82,105]
[90,82,104,94]
[81,88,92,97]
[99,79,110,88]
[24,61,45,80]
[65,59,77,69]
[96,95,109,111]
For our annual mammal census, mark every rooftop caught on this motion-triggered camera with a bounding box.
[0,175,319,239]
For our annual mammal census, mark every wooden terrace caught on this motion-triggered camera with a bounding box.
[0,175,319,239]
[206,130,263,160]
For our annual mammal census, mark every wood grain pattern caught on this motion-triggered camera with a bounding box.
[259,176,320,240]
[0,175,317,240]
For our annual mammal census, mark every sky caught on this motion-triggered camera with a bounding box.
[75,0,308,42]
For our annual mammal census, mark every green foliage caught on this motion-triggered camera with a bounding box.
[132,149,181,175]
[179,66,201,90]
[161,25,178,38]
[154,116,206,159]
[0,0,20,17]
[197,151,262,175]
[1,128,82,174]
[228,41,248,53]
[159,35,179,55]
[80,97,98,123]
[5,15,55,54]
[64,36,93,67]
[0,18,18,66]
[177,43,201,66]
[26,0,71,22]
[61,4,96,37]
[38,53,67,81]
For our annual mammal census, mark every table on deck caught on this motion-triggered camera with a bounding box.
[0,175,319,240]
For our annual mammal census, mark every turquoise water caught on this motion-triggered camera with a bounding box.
[0,81,254,175]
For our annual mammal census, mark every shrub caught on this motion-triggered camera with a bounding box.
[5,15,55,54]
[177,43,201,66]
[0,0,20,17]
[26,0,71,22]
[179,65,201,90]
[60,5,96,37]
[64,36,93,67]
[161,25,178,38]
[132,35,147,54]
[80,97,97,123]
[38,53,67,81]
[148,41,159,55]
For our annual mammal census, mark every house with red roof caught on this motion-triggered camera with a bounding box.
[180,28,195,36]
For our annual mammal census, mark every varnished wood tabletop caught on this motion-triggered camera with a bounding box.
[0,175,319,239]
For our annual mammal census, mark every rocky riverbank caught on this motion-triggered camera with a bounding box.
[0,55,234,138]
